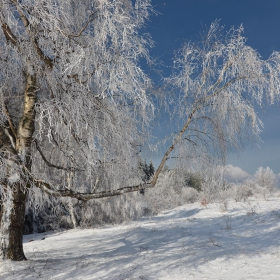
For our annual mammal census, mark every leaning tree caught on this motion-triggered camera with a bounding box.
[0,0,280,263]
[152,21,280,185]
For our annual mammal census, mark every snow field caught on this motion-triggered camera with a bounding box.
[1,197,280,279]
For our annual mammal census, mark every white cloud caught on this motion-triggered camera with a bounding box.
[225,164,250,183]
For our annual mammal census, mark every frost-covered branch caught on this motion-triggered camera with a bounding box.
[152,21,280,178]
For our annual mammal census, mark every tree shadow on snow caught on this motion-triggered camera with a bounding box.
[4,204,280,279]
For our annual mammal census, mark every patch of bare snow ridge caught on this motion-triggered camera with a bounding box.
[1,197,280,279]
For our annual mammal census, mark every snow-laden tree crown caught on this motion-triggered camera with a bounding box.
[0,0,154,261]
[0,0,154,196]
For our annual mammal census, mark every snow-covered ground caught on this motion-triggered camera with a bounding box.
[2,197,280,279]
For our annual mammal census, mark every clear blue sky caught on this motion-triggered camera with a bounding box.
[145,0,280,175]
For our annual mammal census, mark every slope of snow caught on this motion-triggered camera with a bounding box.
[1,197,280,279]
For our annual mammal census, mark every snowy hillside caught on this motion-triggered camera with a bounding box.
[1,197,280,279]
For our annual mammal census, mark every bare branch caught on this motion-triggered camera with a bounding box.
[23,166,153,201]
[34,139,84,172]
[2,102,17,138]
[0,21,18,46]
[60,10,99,38]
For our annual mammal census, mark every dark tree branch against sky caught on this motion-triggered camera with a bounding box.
[146,0,280,175]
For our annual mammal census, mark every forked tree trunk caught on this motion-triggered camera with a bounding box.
[0,185,27,261]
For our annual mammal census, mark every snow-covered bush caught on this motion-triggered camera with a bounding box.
[232,183,254,202]
[230,167,278,202]
[251,167,278,199]
[204,166,279,205]
[144,169,200,214]
[24,190,149,232]
[78,192,148,227]
[201,167,228,201]
[24,190,81,233]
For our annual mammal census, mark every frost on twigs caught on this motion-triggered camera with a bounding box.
[162,20,280,173]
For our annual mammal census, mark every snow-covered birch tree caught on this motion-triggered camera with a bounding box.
[0,0,154,261]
